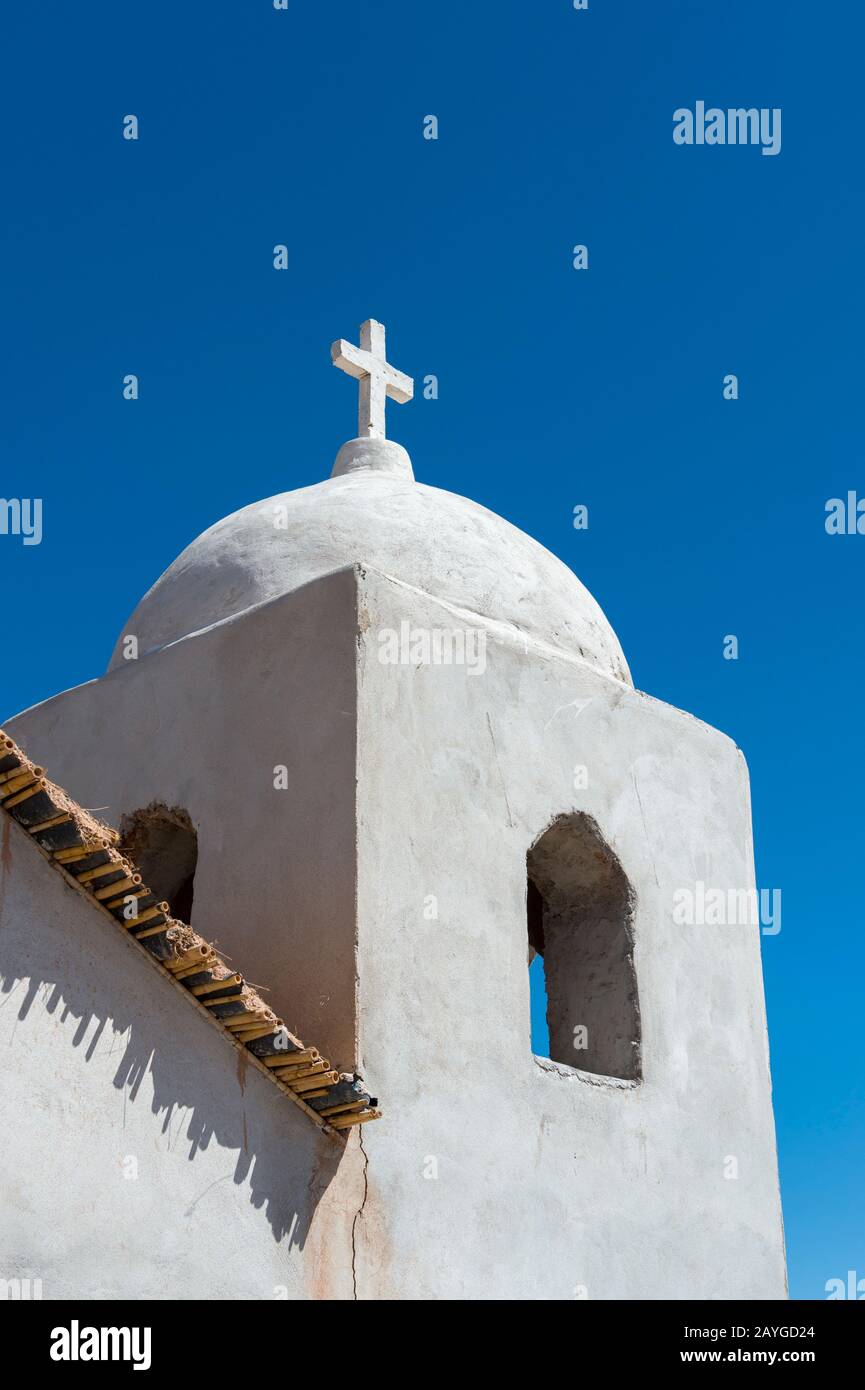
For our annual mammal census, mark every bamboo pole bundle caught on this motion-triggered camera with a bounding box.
[245,1027,306,1058]
[291,1070,340,1093]
[227,1022,275,1039]
[0,767,30,789]
[232,1023,281,1042]
[197,981,244,999]
[190,975,243,997]
[0,772,40,799]
[224,1010,272,1030]
[328,1109,381,1131]
[261,1049,319,1069]
[0,764,41,786]
[318,1101,369,1118]
[282,1054,330,1072]
[201,991,244,1008]
[233,1015,278,1033]
[172,962,216,981]
[165,946,213,973]
[307,1088,376,1119]
[76,859,133,884]
[296,1088,329,1100]
[102,887,149,910]
[198,978,244,1000]
[275,1055,330,1073]
[135,920,172,941]
[4,780,46,808]
[54,843,110,864]
[272,1060,329,1082]
[125,903,169,930]
[276,1070,328,1087]
[94,874,141,900]
[28,813,72,834]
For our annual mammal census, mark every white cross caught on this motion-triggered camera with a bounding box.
[330,319,413,441]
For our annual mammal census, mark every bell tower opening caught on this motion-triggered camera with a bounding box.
[119,803,198,925]
[526,812,641,1081]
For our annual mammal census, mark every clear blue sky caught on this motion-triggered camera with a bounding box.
[1,2,861,1301]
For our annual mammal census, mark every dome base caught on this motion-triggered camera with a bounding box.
[331,438,414,480]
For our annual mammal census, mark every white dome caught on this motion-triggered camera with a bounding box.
[110,459,631,684]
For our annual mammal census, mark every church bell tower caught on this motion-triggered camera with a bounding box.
[5,320,787,1299]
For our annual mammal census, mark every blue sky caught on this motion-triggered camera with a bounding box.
[1,2,861,1300]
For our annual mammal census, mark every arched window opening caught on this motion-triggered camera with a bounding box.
[119,803,198,925]
[526,812,641,1081]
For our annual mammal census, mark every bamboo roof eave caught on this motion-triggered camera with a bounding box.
[0,728,381,1142]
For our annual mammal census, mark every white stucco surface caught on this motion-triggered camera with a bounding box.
[7,570,362,1075]
[0,815,360,1300]
[108,469,632,686]
[3,558,784,1295]
[352,569,787,1299]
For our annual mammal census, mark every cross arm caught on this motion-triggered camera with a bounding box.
[330,339,369,380]
[384,367,414,404]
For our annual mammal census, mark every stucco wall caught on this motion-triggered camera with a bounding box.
[5,568,360,1074]
[4,563,786,1299]
[0,815,360,1300]
[353,567,787,1299]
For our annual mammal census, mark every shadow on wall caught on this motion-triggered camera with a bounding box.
[0,818,345,1257]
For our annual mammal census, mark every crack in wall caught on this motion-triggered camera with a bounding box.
[350,1130,369,1300]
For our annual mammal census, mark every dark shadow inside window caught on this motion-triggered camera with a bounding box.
[119,804,198,925]
[527,812,640,1081]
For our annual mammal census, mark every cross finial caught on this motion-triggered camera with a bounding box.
[331,319,413,441]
